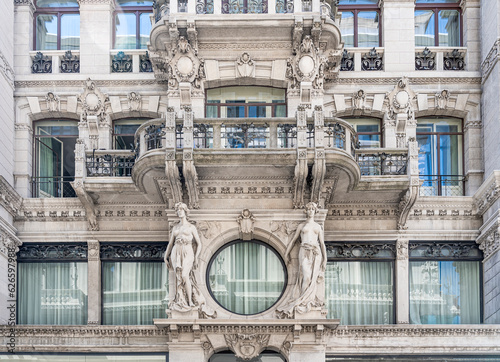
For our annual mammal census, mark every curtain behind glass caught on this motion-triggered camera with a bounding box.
[325,261,393,324]
[18,263,88,325]
[409,261,480,324]
[340,11,354,47]
[102,262,168,325]
[208,242,285,315]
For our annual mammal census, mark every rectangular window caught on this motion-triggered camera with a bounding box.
[325,242,395,325]
[102,262,168,325]
[17,243,88,325]
[34,1,80,50]
[409,242,482,324]
[101,243,168,325]
[114,6,153,49]
[338,2,381,48]
[416,117,463,196]
[415,0,461,47]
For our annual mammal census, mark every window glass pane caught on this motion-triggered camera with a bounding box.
[340,11,354,48]
[18,263,88,325]
[416,0,459,3]
[36,0,79,7]
[207,87,286,103]
[114,120,142,149]
[339,0,378,4]
[358,134,380,148]
[140,12,153,49]
[439,9,460,46]
[35,120,79,136]
[410,261,480,324]
[102,262,168,325]
[115,12,137,49]
[415,10,435,46]
[326,261,394,325]
[358,11,379,47]
[36,14,58,50]
[208,241,286,315]
[61,14,80,50]
[116,0,154,5]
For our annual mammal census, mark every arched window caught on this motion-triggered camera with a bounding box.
[416,117,464,196]
[34,0,80,50]
[33,120,78,198]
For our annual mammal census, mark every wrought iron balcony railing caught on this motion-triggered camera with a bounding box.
[415,47,466,71]
[356,149,408,176]
[30,50,80,74]
[31,176,77,198]
[86,150,136,177]
[419,175,465,196]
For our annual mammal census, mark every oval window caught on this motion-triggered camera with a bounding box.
[207,241,286,315]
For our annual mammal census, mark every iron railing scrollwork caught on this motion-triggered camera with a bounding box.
[324,123,346,149]
[197,0,214,13]
[145,123,166,150]
[60,50,80,73]
[444,49,465,71]
[222,122,269,148]
[111,51,132,73]
[18,243,88,261]
[275,0,293,13]
[193,123,213,148]
[31,52,52,73]
[340,49,354,71]
[415,47,435,71]
[140,52,153,72]
[409,242,481,260]
[86,152,136,177]
[326,242,396,260]
[100,243,165,261]
[222,0,268,13]
[278,124,297,148]
[357,152,408,176]
[361,47,383,71]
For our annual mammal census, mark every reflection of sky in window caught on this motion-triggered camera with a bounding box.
[116,0,153,5]
[36,0,79,7]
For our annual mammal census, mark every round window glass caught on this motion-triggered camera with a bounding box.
[207,241,286,315]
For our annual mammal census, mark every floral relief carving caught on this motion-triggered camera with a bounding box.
[127,91,141,112]
[78,78,109,125]
[45,92,60,112]
[224,333,270,361]
[236,52,255,78]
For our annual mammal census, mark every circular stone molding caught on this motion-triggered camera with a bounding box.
[298,55,315,75]
[394,90,410,109]
[85,93,100,111]
[206,240,287,316]
[177,56,194,75]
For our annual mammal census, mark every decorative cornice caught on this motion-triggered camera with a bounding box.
[0,51,14,89]
[476,221,499,259]
[198,43,292,50]
[14,0,35,10]
[0,325,168,337]
[0,176,22,218]
[473,171,500,216]
[330,325,500,337]
[0,226,22,256]
[481,38,500,84]
[464,119,482,132]
[336,77,482,85]
[14,79,158,88]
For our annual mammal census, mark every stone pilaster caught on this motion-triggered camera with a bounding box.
[395,238,409,324]
[87,239,101,325]
[78,0,114,74]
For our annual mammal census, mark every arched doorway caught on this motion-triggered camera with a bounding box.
[209,350,287,362]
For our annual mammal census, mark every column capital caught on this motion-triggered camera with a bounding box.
[77,0,116,8]
[14,0,35,13]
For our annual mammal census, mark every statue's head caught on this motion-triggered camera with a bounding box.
[174,202,189,218]
[304,202,319,216]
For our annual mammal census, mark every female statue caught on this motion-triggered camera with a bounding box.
[277,202,327,318]
[164,202,215,318]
